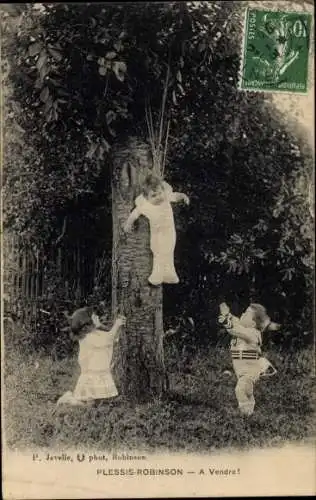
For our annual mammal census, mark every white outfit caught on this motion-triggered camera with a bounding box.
[135,182,179,285]
[57,328,118,405]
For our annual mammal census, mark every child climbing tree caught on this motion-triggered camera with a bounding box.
[111,98,189,401]
[111,139,168,401]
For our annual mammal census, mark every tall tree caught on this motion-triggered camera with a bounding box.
[3,2,313,397]
[3,2,241,401]
[111,138,166,401]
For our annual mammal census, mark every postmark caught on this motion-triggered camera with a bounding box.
[239,8,312,93]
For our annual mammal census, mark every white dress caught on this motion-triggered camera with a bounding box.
[57,328,118,406]
[73,328,118,400]
[135,182,179,285]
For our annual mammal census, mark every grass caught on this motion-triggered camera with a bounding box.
[3,339,315,452]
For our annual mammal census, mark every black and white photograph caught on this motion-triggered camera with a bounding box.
[1,1,315,498]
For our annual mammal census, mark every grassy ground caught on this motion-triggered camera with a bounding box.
[3,340,315,452]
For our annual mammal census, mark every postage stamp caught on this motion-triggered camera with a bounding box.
[239,8,312,93]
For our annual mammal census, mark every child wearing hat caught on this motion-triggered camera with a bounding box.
[218,302,280,416]
[56,307,126,406]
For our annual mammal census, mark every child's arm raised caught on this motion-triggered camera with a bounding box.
[218,306,256,344]
[123,208,141,233]
[163,182,189,205]
[226,318,258,344]
[169,192,190,205]
[109,315,126,341]
[89,316,126,346]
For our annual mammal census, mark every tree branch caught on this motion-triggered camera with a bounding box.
[55,216,67,245]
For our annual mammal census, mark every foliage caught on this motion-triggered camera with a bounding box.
[163,57,314,347]
[2,2,314,349]
[2,1,240,241]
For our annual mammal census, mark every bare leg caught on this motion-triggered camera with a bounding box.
[163,251,179,284]
[148,252,163,285]
[148,250,179,285]
[235,376,255,416]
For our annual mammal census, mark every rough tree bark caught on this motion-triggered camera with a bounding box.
[111,138,167,403]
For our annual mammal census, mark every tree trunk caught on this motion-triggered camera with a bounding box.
[111,138,167,403]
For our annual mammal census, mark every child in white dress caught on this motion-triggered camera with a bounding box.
[56,307,126,406]
[218,302,280,416]
[123,174,189,286]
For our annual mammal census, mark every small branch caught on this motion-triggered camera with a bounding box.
[103,74,109,99]
[158,61,170,155]
[161,119,170,177]
[55,216,67,245]
[39,309,51,315]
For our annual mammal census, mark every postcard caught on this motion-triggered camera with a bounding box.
[1,1,315,498]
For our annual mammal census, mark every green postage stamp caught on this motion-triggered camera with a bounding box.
[239,8,312,93]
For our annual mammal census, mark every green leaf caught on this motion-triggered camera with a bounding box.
[113,41,123,52]
[48,46,63,62]
[57,88,69,97]
[37,51,47,70]
[177,83,185,95]
[108,127,116,137]
[48,77,61,87]
[40,87,50,103]
[90,17,97,28]
[44,94,53,112]
[52,108,58,121]
[176,70,182,83]
[98,66,107,76]
[113,61,127,82]
[35,78,42,89]
[39,64,49,83]
[105,51,117,60]
[86,141,98,157]
[29,42,42,57]
[101,138,111,152]
[106,110,116,125]
[97,145,104,160]
[98,57,105,66]
[46,108,54,122]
